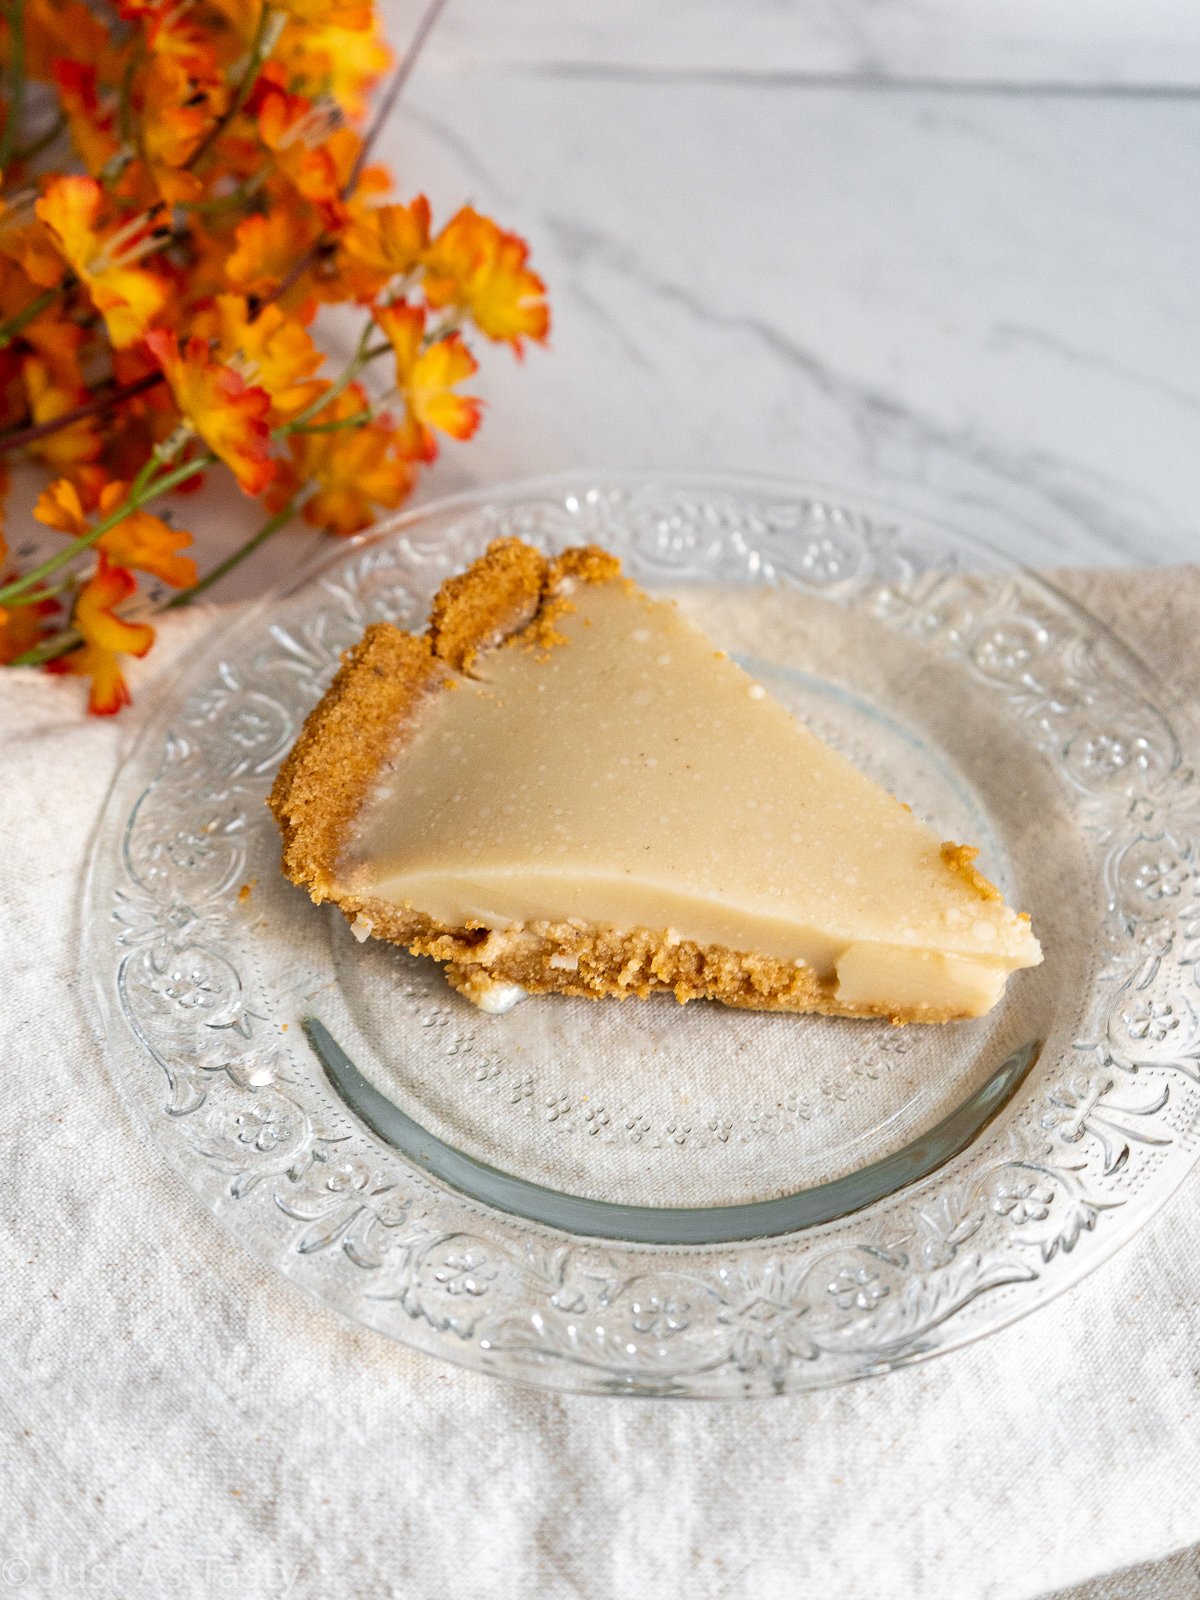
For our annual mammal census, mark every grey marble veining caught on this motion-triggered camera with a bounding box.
[389,71,1198,571]
[14,18,1192,601]
[414,0,1200,89]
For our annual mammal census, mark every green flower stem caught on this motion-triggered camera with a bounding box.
[1,574,73,606]
[164,494,304,609]
[0,284,59,347]
[117,40,143,149]
[11,626,79,668]
[275,332,389,437]
[0,453,215,606]
[286,410,373,437]
[0,0,27,171]
[179,168,268,215]
[13,490,307,667]
[125,457,159,507]
[128,437,174,501]
[187,1,274,173]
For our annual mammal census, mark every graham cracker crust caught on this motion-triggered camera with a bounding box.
[330,894,966,1021]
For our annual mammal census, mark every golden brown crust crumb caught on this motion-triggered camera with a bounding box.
[423,539,626,672]
[547,544,623,589]
[508,594,576,656]
[442,965,512,1008]
[427,537,549,672]
[268,623,445,902]
[317,890,967,1023]
[514,543,626,655]
[940,841,1004,903]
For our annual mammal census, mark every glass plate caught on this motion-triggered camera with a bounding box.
[86,473,1200,1398]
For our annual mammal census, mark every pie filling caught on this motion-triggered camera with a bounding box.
[331,569,1040,1019]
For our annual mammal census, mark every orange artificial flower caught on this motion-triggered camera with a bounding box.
[225,207,321,300]
[22,354,101,471]
[36,176,168,348]
[174,211,243,305]
[34,475,197,587]
[319,131,366,214]
[0,0,549,712]
[255,84,323,151]
[0,596,57,664]
[0,338,23,427]
[198,0,273,47]
[290,385,412,534]
[423,207,549,352]
[41,462,105,513]
[135,0,224,77]
[254,92,358,223]
[22,0,110,83]
[275,15,391,119]
[144,328,275,496]
[207,0,372,27]
[138,52,224,198]
[0,195,69,288]
[374,301,480,461]
[336,195,429,300]
[102,340,186,474]
[207,293,325,420]
[47,554,154,714]
[275,0,375,31]
[21,312,90,386]
[51,61,121,179]
[129,6,227,198]
[0,584,59,663]
[0,475,58,664]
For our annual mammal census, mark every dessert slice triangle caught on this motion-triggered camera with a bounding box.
[270,538,1041,1021]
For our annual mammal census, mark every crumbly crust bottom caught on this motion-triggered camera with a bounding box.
[331,892,970,1024]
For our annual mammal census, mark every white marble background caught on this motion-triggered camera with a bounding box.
[371,0,1200,580]
[394,51,1199,572]
[425,0,1200,86]
[8,0,1196,592]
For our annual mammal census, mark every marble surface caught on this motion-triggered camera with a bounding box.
[228,3,1200,595]
[12,4,1196,605]
[392,64,1199,574]
[423,0,1200,88]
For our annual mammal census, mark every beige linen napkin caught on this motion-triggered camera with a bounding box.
[2,571,1198,1600]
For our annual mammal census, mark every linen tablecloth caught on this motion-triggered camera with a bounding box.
[3,567,1198,1600]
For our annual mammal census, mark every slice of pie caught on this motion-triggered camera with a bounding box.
[269,538,1041,1021]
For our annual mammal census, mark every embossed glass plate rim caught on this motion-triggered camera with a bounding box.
[83,470,1200,1399]
[85,465,1200,731]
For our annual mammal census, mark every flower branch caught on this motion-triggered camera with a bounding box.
[0,451,215,606]
[0,0,549,710]
[0,0,27,170]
